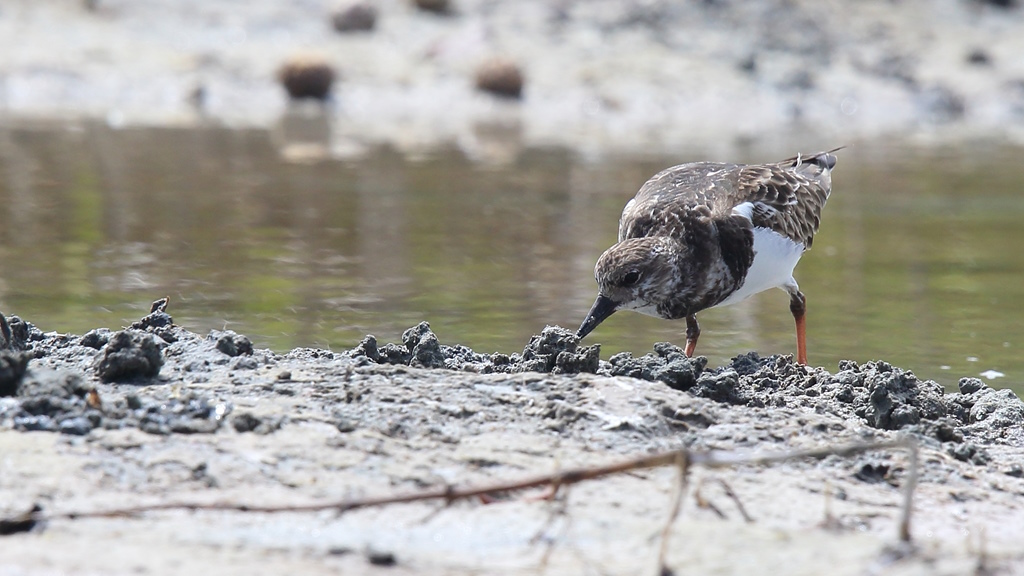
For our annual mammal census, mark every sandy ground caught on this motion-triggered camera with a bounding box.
[1,310,1023,575]
[1,0,1024,158]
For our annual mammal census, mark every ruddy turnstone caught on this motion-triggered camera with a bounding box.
[576,149,839,365]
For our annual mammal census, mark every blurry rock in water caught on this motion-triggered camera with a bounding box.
[413,0,452,15]
[475,57,524,99]
[332,2,378,33]
[278,54,337,101]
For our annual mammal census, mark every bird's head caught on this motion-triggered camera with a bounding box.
[577,237,685,339]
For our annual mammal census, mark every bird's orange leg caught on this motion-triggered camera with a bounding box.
[684,314,700,358]
[789,291,807,365]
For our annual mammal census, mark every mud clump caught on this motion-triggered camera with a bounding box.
[129,297,180,343]
[967,387,1024,427]
[403,322,446,369]
[692,370,745,403]
[347,323,600,375]
[340,325,1024,457]
[520,326,600,374]
[211,330,254,357]
[607,343,706,391]
[682,353,1024,453]
[95,330,164,383]
[0,365,231,436]
[131,298,173,330]
[958,377,986,394]
[853,360,948,429]
[2,306,1022,464]
[948,442,992,465]
[80,328,112,350]
[137,394,231,435]
[0,313,39,352]
[6,369,101,435]
[0,351,31,397]
[0,305,256,437]
[230,411,284,435]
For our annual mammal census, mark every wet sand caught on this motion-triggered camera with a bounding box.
[1,310,1023,574]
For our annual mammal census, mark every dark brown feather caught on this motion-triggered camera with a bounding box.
[619,150,836,248]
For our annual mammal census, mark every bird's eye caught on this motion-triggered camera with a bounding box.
[622,270,641,286]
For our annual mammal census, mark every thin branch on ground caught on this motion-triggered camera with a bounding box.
[716,478,753,523]
[821,480,838,531]
[4,437,920,550]
[656,451,690,575]
[693,477,727,520]
[534,485,572,572]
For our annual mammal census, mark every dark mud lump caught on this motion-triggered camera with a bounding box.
[521,326,599,374]
[0,351,30,397]
[403,322,446,369]
[608,343,706,390]
[211,330,254,357]
[95,330,164,382]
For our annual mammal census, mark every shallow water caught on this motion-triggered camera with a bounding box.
[0,120,1021,393]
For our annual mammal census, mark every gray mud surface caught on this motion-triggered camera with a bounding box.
[3,0,1024,155]
[2,308,1024,575]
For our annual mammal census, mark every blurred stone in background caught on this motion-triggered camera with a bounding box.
[474,57,524,100]
[1,1,1023,154]
[413,0,452,16]
[331,2,377,33]
[278,54,336,101]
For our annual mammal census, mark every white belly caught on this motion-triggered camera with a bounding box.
[715,226,804,307]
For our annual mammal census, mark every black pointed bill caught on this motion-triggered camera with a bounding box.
[577,295,618,339]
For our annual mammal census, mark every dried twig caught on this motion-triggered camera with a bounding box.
[534,485,572,571]
[657,451,690,575]
[7,437,920,557]
[716,478,753,523]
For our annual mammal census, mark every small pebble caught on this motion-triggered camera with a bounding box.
[332,2,377,32]
[474,57,524,99]
[412,0,451,15]
[366,549,396,566]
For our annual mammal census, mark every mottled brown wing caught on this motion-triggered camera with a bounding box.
[617,151,836,246]
[726,151,835,247]
[617,162,735,242]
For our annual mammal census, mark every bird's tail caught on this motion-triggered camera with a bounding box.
[785,146,844,171]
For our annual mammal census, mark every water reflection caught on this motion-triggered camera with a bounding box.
[0,121,1020,393]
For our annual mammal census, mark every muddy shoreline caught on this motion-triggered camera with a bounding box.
[2,1,1024,158]
[3,2,1024,573]
[1,307,1023,574]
